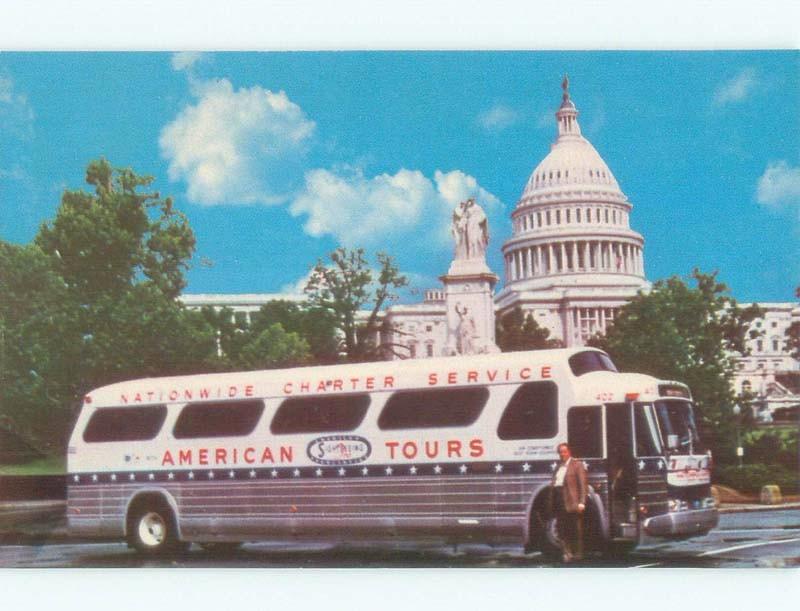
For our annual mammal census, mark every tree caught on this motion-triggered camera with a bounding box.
[496,307,562,351]
[588,270,763,463]
[36,158,195,301]
[0,159,219,452]
[0,242,82,450]
[305,248,408,361]
[250,300,339,364]
[236,323,311,370]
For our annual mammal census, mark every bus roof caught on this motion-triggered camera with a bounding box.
[83,347,608,408]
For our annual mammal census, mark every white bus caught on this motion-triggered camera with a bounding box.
[66,348,717,557]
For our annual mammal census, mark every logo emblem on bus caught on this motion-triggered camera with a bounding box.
[307,435,372,465]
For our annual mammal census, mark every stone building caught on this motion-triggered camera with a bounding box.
[182,78,799,419]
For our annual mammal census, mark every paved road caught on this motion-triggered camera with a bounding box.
[1,509,798,568]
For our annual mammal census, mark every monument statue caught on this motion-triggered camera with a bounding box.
[451,198,488,261]
[454,302,477,355]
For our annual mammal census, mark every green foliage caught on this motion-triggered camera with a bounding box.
[496,307,562,352]
[36,158,195,300]
[589,270,763,464]
[0,242,82,451]
[714,464,799,495]
[741,428,798,471]
[250,300,339,364]
[236,323,311,370]
[0,160,220,453]
[305,248,408,362]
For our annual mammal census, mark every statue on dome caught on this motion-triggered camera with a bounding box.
[451,198,489,261]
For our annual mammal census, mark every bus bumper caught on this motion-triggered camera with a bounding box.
[641,508,718,538]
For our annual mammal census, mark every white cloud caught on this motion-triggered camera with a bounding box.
[160,78,315,206]
[0,74,34,139]
[171,51,205,72]
[478,103,519,131]
[713,68,758,106]
[289,166,501,249]
[756,161,800,211]
[280,269,315,295]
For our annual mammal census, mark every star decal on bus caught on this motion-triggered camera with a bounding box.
[361,467,369,475]
[522,463,531,472]
[385,466,393,475]
[110,474,116,481]
[459,464,468,474]
[167,472,175,480]
[73,475,80,482]
[494,464,503,473]
[228,470,235,479]
[315,468,323,477]
[129,473,136,481]
[637,460,646,471]
[292,469,301,477]
[207,471,214,479]
[148,473,155,481]
[187,471,194,480]
[409,466,418,475]
[270,469,278,478]
[433,465,442,474]
[91,474,98,482]
[249,470,257,478]
[338,468,346,476]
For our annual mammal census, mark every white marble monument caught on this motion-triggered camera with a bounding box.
[442,198,500,355]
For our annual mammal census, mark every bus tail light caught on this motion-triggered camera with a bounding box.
[625,393,639,402]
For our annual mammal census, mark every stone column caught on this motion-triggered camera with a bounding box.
[571,242,578,272]
[560,242,567,272]
[526,247,533,278]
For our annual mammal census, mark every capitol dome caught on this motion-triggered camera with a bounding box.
[496,77,650,347]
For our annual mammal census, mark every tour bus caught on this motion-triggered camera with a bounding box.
[66,348,718,557]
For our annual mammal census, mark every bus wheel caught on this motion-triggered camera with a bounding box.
[199,542,242,555]
[127,499,181,555]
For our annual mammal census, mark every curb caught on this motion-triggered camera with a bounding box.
[718,502,800,514]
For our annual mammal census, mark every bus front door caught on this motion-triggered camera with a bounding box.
[604,403,637,539]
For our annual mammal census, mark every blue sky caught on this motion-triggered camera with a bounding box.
[0,51,798,303]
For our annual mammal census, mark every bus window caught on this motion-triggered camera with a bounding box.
[378,387,488,430]
[173,400,264,439]
[83,405,167,443]
[654,400,700,454]
[634,403,662,456]
[567,406,603,458]
[568,351,618,376]
[497,382,557,440]
[271,394,370,435]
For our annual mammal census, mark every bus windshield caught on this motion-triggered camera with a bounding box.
[654,400,701,455]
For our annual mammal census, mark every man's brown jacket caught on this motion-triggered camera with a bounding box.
[553,458,588,513]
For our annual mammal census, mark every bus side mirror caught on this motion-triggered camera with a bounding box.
[667,434,679,449]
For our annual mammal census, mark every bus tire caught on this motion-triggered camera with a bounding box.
[127,497,182,556]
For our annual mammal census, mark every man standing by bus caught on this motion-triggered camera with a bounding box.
[552,442,588,562]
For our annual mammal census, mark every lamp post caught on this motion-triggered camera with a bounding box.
[732,403,743,468]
